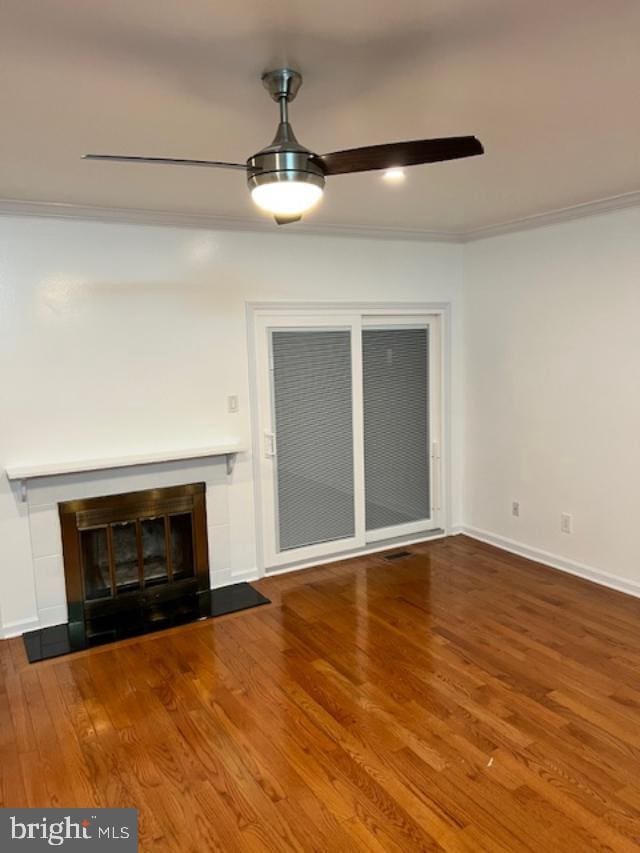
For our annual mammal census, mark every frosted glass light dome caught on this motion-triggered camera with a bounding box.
[251,180,323,216]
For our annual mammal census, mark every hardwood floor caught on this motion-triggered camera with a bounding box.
[2,535,640,851]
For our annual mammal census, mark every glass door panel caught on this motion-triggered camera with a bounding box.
[256,314,365,569]
[112,521,140,592]
[141,517,168,585]
[271,329,355,551]
[169,513,195,579]
[81,527,111,600]
[362,326,432,538]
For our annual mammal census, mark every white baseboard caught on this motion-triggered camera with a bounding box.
[460,525,640,600]
[230,568,261,584]
[1,604,70,639]
[1,616,41,640]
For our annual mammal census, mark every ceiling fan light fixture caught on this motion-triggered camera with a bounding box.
[249,171,324,217]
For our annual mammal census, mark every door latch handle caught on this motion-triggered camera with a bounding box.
[264,432,276,458]
[431,440,441,511]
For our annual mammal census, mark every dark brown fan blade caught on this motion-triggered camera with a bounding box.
[83,154,248,171]
[313,136,483,175]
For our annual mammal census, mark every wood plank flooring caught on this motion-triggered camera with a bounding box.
[2,534,640,851]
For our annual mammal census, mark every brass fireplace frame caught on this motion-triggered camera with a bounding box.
[59,482,210,642]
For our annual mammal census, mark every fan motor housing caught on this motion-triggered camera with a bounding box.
[246,115,325,194]
[247,149,325,194]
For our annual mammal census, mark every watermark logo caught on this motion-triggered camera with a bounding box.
[0,809,137,850]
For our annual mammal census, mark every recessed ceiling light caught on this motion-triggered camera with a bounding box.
[382,168,406,183]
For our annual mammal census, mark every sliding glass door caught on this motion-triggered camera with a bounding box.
[254,310,441,570]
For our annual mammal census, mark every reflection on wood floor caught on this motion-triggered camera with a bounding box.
[2,535,640,851]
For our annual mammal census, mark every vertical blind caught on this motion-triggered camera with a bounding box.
[271,330,355,551]
[363,327,430,530]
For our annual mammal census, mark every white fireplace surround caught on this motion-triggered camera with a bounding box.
[7,447,243,636]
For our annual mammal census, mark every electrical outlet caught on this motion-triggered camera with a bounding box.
[512,501,520,517]
[561,512,573,534]
[227,395,239,414]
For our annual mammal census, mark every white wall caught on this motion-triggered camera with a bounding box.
[0,215,464,634]
[3,206,640,634]
[463,207,640,592]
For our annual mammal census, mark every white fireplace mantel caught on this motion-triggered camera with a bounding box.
[6,440,244,500]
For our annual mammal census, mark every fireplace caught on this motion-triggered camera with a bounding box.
[59,483,210,644]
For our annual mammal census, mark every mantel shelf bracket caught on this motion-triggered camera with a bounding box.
[20,480,28,503]
[225,452,237,477]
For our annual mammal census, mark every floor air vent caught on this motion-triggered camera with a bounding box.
[384,550,413,561]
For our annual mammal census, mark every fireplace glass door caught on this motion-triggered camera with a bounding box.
[78,513,196,599]
[59,483,209,638]
[81,527,110,600]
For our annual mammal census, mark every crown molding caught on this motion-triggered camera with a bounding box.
[462,190,640,242]
[0,198,461,243]
[0,190,638,244]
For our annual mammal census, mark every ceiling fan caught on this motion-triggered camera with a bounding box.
[84,68,484,225]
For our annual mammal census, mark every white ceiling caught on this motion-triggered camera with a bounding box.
[1,0,639,235]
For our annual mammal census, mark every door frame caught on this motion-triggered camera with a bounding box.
[246,302,452,577]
